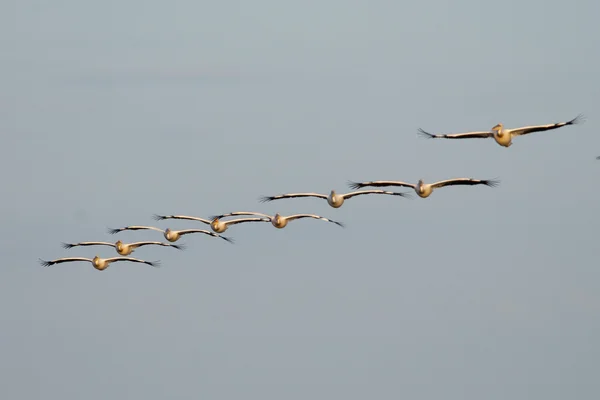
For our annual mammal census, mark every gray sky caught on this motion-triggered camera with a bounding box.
[2,1,600,399]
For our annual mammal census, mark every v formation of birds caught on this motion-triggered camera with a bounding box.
[40,114,586,271]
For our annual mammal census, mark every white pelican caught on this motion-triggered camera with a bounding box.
[107,225,234,243]
[61,240,185,256]
[152,214,211,225]
[38,256,160,271]
[347,178,499,198]
[258,189,411,208]
[154,214,270,233]
[418,114,584,147]
[208,212,344,229]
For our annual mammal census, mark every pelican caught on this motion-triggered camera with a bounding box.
[152,214,211,226]
[418,114,584,147]
[208,212,344,229]
[258,189,411,208]
[38,256,160,271]
[61,240,185,256]
[107,225,234,243]
[347,178,499,198]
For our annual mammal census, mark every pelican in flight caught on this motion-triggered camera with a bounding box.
[61,240,185,256]
[152,214,211,226]
[154,214,270,233]
[38,256,160,271]
[208,211,344,229]
[418,114,584,147]
[258,189,411,208]
[107,225,234,243]
[348,178,499,198]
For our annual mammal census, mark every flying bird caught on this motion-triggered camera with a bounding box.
[38,256,160,271]
[155,214,270,233]
[209,211,344,229]
[258,189,411,208]
[107,225,234,243]
[347,178,499,198]
[61,240,185,256]
[418,114,584,147]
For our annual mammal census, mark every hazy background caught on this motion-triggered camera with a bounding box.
[2,1,599,398]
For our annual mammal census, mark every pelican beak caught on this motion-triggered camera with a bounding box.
[491,124,501,131]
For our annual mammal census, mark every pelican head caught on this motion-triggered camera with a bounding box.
[92,256,101,266]
[492,123,503,135]
[416,179,425,194]
[115,240,123,249]
[330,189,336,196]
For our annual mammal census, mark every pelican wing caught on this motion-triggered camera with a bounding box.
[259,193,328,203]
[128,241,186,250]
[104,257,161,267]
[107,226,163,235]
[208,211,272,220]
[152,214,211,224]
[61,241,115,249]
[430,178,500,189]
[177,229,235,243]
[39,257,92,267]
[342,190,412,200]
[224,217,271,226]
[285,214,345,228]
[418,128,493,139]
[347,180,415,190]
[509,114,584,136]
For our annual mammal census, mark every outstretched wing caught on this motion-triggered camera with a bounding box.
[259,193,328,202]
[105,257,161,267]
[39,257,92,267]
[418,128,493,139]
[347,180,415,190]
[152,214,211,224]
[177,229,235,243]
[430,178,500,189]
[509,114,585,136]
[209,211,272,220]
[61,241,115,249]
[129,241,186,250]
[224,217,271,226]
[285,214,345,228]
[107,226,163,235]
[342,190,412,200]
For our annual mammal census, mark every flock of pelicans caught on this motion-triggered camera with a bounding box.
[40,114,586,271]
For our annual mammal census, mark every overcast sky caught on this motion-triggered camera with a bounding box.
[2,1,600,399]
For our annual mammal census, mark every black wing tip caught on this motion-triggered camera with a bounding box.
[149,260,162,268]
[60,242,74,249]
[172,243,186,250]
[220,235,235,244]
[569,113,586,125]
[39,258,52,267]
[152,214,166,221]
[347,180,363,190]
[417,128,435,138]
[107,228,120,235]
[208,214,222,221]
[394,191,413,199]
[596,156,600,160]
[484,178,501,188]
[258,195,274,203]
